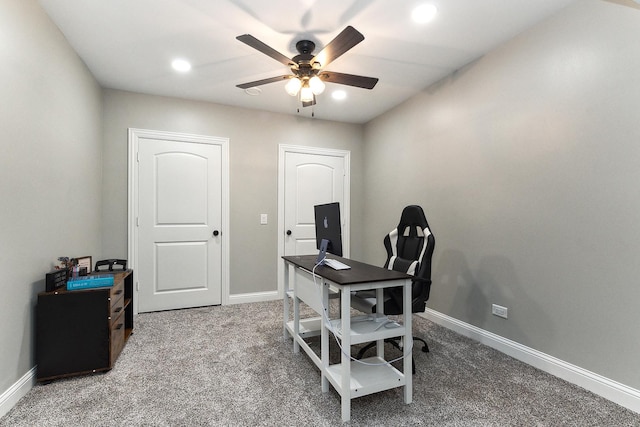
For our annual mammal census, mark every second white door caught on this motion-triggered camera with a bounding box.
[281,146,350,259]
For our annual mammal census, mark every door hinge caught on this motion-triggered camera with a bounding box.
[136,151,140,162]
[136,217,139,227]
[136,281,139,291]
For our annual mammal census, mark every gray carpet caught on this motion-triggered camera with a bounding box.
[2,300,638,426]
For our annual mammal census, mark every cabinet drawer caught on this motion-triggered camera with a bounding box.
[110,312,125,364]
[109,294,125,325]
[109,280,124,305]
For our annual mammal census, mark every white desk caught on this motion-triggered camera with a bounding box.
[282,255,413,422]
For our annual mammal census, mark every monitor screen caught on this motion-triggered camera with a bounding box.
[314,202,343,258]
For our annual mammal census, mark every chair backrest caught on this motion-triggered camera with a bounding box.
[383,205,435,313]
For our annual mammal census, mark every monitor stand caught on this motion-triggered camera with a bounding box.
[316,239,329,264]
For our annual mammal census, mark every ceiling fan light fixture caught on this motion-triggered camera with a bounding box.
[300,85,314,103]
[309,76,325,95]
[285,77,302,96]
[245,87,262,96]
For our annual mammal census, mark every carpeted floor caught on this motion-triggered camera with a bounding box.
[1,300,638,426]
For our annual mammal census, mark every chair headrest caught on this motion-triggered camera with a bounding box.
[397,205,430,231]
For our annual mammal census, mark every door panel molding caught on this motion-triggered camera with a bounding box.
[128,128,230,313]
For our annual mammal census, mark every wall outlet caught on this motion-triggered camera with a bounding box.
[492,304,508,319]
[260,214,268,225]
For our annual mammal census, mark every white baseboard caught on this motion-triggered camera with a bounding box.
[420,308,640,415]
[227,290,280,305]
[0,367,36,419]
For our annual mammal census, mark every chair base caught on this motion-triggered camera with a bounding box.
[355,337,429,374]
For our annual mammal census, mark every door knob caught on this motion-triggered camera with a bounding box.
[213,230,220,237]
[286,230,292,236]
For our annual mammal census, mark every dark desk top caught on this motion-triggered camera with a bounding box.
[282,255,411,286]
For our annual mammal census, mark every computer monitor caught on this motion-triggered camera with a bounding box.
[314,202,343,262]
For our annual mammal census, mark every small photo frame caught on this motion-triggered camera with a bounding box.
[76,256,92,274]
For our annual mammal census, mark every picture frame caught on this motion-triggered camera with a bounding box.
[76,256,92,274]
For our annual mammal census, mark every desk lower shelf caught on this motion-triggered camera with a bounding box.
[325,356,406,399]
[286,317,322,339]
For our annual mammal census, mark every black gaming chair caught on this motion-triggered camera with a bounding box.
[351,205,435,372]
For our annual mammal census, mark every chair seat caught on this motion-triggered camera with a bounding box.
[351,290,428,315]
[350,291,379,313]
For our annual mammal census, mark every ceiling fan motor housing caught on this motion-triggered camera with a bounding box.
[296,40,315,55]
[292,40,318,78]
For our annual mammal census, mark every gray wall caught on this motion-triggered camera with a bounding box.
[362,0,640,389]
[102,90,364,295]
[0,0,103,393]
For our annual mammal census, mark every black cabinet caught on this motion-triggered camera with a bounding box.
[36,270,133,382]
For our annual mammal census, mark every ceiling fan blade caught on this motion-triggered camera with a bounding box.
[319,71,378,89]
[312,26,364,68]
[302,95,316,108]
[236,34,295,67]
[236,75,290,89]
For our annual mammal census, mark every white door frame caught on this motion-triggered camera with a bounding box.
[277,144,351,298]
[128,128,230,313]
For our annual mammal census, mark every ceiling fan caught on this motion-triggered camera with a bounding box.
[236,26,379,108]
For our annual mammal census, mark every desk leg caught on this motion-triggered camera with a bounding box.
[376,287,385,359]
[341,288,352,422]
[403,278,413,404]
[321,281,329,393]
[283,262,290,340]
[293,279,300,354]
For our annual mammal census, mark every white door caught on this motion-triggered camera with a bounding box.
[278,145,350,294]
[132,130,228,312]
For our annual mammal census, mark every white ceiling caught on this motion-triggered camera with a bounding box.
[38,0,582,124]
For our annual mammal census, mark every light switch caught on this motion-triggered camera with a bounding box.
[260,214,268,225]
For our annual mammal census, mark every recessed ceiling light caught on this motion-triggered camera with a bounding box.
[171,59,191,72]
[332,90,347,101]
[245,87,262,96]
[412,4,437,24]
